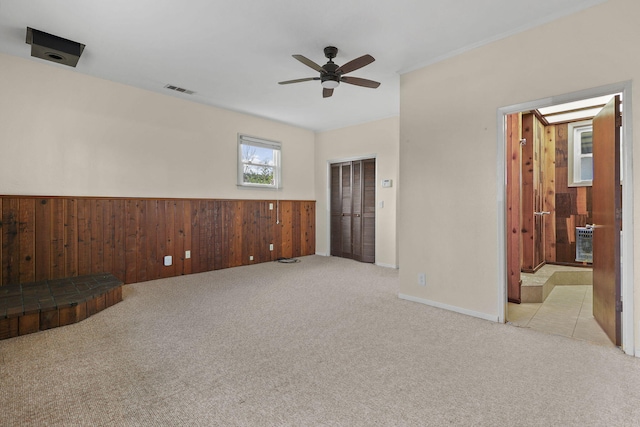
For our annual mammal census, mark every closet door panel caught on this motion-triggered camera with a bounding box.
[351,161,363,260]
[340,164,353,258]
[330,164,343,256]
[362,159,376,263]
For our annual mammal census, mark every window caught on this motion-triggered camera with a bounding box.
[237,134,281,188]
[568,120,593,187]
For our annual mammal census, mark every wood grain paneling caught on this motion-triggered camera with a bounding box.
[77,199,91,277]
[51,199,65,280]
[113,199,126,281]
[19,199,35,284]
[64,199,78,278]
[35,199,51,281]
[506,113,522,303]
[543,126,556,263]
[135,200,147,283]
[551,123,593,266]
[521,114,539,272]
[3,199,20,285]
[145,200,158,280]
[0,197,315,286]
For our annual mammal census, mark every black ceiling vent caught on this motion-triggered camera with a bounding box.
[26,27,85,67]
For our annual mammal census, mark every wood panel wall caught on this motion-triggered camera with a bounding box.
[0,197,315,287]
[552,124,593,265]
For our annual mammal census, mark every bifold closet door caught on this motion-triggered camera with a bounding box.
[330,159,375,263]
[361,159,375,263]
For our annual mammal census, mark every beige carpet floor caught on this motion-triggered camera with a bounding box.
[1,255,640,426]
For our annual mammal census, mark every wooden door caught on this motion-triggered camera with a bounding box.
[592,95,621,346]
[521,113,546,273]
[330,163,349,258]
[506,113,522,303]
[330,159,375,263]
[361,159,376,263]
[341,163,354,258]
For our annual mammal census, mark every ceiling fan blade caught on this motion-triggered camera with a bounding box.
[336,54,375,75]
[293,54,325,73]
[340,76,381,88]
[323,88,334,98]
[278,77,319,85]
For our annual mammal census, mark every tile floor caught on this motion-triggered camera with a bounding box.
[508,279,614,347]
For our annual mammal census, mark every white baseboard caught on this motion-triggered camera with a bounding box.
[315,253,398,269]
[398,293,499,323]
[376,262,398,269]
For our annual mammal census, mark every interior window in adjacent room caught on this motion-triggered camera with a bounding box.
[568,120,593,187]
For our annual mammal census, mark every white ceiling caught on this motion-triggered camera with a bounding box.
[0,0,605,131]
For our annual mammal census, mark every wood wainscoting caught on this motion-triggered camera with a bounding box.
[0,197,315,287]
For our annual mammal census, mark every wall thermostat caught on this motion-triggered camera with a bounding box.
[381,179,393,188]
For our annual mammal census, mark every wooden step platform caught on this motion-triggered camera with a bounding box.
[0,273,123,340]
[521,267,592,303]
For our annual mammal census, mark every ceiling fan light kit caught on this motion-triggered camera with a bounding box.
[279,46,380,98]
[321,78,339,89]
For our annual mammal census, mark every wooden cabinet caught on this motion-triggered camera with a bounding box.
[330,159,375,263]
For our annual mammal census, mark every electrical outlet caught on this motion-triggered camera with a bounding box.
[418,273,426,286]
[185,250,191,259]
[269,203,273,210]
[249,255,254,261]
[269,243,274,251]
[164,255,172,267]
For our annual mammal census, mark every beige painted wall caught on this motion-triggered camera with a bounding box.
[0,53,314,200]
[315,117,399,268]
[399,0,639,350]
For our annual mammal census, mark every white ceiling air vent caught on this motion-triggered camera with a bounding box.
[164,84,195,95]
[26,27,85,67]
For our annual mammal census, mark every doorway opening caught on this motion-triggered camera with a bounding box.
[498,83,634,354]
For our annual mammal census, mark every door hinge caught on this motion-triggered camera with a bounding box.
[616,300,623,312]
[616,114,622,128]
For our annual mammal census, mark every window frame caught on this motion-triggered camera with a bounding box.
[237,134,282,189]
[567,120,593,187]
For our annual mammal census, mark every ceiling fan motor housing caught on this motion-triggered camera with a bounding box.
[324,46,338,60]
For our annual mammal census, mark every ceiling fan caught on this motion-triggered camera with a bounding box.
[278,46,380,98]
